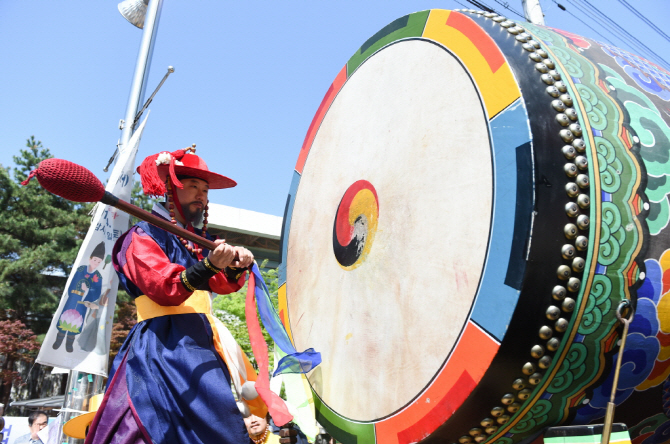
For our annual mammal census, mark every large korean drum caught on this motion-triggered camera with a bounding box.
[277,9,670,444]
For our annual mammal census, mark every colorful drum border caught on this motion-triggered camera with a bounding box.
[278,9,533,444]
[431,9,657,444]
[279,6,670,444]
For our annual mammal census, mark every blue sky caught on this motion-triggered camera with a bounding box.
[1,0,668,216]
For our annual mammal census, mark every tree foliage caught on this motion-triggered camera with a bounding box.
[0,310,40,411]
[107,181,154,357]
[108,300,137,368]
[0,137,93,333]
[129,180,159,222]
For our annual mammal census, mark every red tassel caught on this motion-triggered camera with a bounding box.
[169,158,182,190]
[168,149,188,189]
[138,153,165,197]
[170,149,187,159]
[21,169,37,186]
[138,148,190,197]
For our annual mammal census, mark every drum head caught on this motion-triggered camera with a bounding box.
[287,39,493,421]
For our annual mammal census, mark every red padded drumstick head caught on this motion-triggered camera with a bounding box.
[21,158,106,203]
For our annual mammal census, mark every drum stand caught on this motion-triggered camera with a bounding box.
[601,300,634,444]
[543,300,634,444]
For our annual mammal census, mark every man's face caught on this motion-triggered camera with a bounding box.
[175,178,209,225]
[89,256,103,269]
[30,414,48,438]
[243,414,268,438]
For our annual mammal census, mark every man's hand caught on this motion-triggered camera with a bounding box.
[82,301,99,310]
[100,290,110,307]
[230,246,254,268]
[208,239,238,269]
[279,425,299,444]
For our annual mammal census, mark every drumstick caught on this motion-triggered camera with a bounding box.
[22,158,218,252]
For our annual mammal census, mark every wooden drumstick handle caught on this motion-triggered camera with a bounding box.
[100,191,218,251]
[22,158,226,256]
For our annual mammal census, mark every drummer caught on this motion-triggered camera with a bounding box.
[85,148,264,444]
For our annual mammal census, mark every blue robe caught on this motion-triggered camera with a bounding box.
[57,265,102,335]
[85,217,250,444]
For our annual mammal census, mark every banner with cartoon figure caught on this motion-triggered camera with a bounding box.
[36,115,149,376]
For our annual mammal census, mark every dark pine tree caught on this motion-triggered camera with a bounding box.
[0,137,93,333]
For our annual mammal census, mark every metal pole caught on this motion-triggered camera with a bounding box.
[601,300,634,444]
[56,370,105,444]
[131,66,174,131]
[119,0,164,151]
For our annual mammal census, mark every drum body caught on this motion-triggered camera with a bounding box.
[277,9,670,444]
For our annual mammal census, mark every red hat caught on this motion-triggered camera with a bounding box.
[137,146,236,197]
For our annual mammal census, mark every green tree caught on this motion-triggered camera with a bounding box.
[0,137,93,333]
[212,262,279,369]
[108,300,136,368]
[0,310,41,412]
[129,179,159,226]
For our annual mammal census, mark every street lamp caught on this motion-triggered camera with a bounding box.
[118,0,150,29]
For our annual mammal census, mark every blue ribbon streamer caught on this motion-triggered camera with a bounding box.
[250,263,321,376]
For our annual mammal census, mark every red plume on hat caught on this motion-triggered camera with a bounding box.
[138,146,236,197]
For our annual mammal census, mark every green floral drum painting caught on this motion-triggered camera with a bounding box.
[277,9,670,444]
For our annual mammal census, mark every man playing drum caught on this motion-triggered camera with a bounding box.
[85,148,266,444]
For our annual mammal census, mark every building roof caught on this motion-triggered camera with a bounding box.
[206,203,283,269]
[10,395,64,409]
[207,203,282,239]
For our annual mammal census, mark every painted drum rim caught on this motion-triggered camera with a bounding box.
[278,7,656,444]
[279,7,669,444]
[277,9,552,444]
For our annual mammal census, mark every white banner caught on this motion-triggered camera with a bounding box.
[36,115,149,376]
[271,348,319,441]
[2,415,57,444]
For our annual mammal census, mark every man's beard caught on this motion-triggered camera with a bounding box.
[182,202,204,226]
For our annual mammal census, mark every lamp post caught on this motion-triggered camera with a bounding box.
[522,0,546,25]
[58,2,164,442]
[118,0,164,150]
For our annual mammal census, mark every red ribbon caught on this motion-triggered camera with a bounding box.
[245,271,293,426]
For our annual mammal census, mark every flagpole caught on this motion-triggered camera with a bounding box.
[120,0,164,150]
[58,1,164,442]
